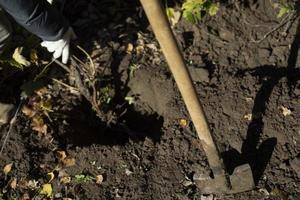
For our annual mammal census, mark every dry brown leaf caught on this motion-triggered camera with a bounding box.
[22,193,30,200]
[56,151,67,161]
[31,116,47,136]
[3,163,13,175]
[22,105,36,118]
[35,87,48,97]
[30,49,38,65]
[96,175,104,185]
[18,179,29,189]
[280,106,292,116]
[62,158,76,167]
[47,172,55,182]
[60,176,71,184]
[10,178,17,189]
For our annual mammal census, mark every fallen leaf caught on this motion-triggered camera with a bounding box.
[56,151,67,161]
[126,43,134,54]
[62,158,76,167]
[27,180,39,189]
[200,194,214,200]
[22,105,36,118]
[13,47,31,67]
[135,45,144,56]
[259,188,270,196]
[40,183,53,197]
[95,175,104,185]
[179,119,188,127]
[10,178,17,189]
[22,193,30,200]
[244,113,252,121]
[146,43,158,51]
[60,176,71,184]
[3,163,13,175]
[47,172,55,182]
[270,188,287,199]
[125,96,136,105]
[166,7,181,27]
[31,116,48,136]
[280,106,292,116]
[30,49,39,65]
[35,87,48,97]
[18,179,29,189]
[182,180,193,187]
[125,169,133,176]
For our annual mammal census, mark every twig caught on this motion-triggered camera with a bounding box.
[53,59,70,72]
[34,59,56,81]
[51,78,80,94]
[0,99,25,155]
[76,45,96,77]
[251,12,295,43]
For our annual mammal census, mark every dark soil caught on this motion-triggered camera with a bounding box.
[0,0,299,199]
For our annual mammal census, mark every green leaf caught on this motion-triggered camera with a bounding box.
[208,3,219,16]
[166,7,175,19]
[277,4,290,18]
[40,184,52,197]
[12,47,31,67]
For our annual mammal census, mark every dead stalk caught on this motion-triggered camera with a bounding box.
[0,99,25,155]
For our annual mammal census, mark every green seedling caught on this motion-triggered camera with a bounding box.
[74,174,94,183]
[273,2,295,18]
[129,63,140,79]
[99,86,112,104]
[182,0,219,24]
[125,96,136,105]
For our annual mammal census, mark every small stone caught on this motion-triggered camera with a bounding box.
[188,67,210,83]
[0,103,15,124]
[125,169,133,176]
[200,194,214,200]
[182,180,193,187]
[290,158,300,177]
[218,29,235,41]
[258,48,271,58]
[279,162,287,170]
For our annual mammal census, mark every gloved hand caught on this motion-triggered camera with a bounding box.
[47,0,53,4]
[41,27,76,64]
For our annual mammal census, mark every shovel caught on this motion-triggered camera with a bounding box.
[139,0,255,194]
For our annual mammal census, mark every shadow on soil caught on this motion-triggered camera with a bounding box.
[55,99,164,148]
[223,16,300,184]
[49,0,164,148]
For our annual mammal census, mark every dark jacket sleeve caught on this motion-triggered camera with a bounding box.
[0,0,69,41]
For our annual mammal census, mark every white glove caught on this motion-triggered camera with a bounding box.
[47,0,53,4]
[41,27,76,64]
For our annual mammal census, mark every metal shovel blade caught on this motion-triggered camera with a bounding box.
[194,164,255,194]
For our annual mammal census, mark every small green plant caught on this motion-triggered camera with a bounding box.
[276,2,294,18]
[182,0,219,24]
[74,174,94,183]
[128,63,140,79]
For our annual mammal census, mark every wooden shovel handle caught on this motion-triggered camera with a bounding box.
[140,0,226,177]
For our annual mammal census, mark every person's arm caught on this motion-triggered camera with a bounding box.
[0,0,68,41]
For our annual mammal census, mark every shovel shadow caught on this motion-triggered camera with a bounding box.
[223,16,300,184]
